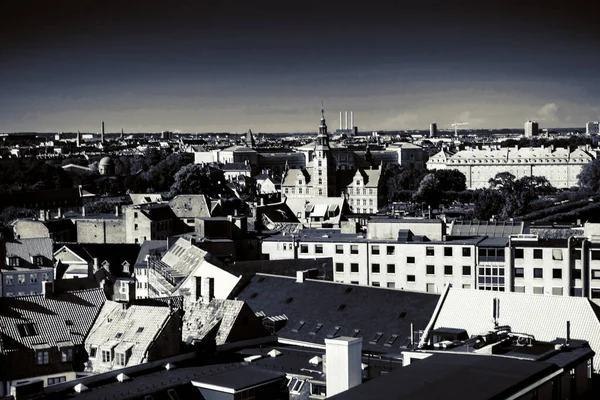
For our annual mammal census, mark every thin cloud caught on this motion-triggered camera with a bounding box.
[379,112,419,130]
[538,102,561,122]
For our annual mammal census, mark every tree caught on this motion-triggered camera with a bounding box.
[412,173,442,208]
[384,164,427,202]
[473,189,504,220]
[433,169,467,192]
[578,157,600,193]
[487,172,554,219]
[169,164,225,197]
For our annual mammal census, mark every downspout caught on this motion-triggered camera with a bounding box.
[417,282,452,349]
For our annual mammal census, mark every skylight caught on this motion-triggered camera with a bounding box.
[338,304,346,311]
[369,332,383,344]
[292,321,305,333]
[352,329,361,337]
[327,326,342,338]
[257,277,265,283]
[137,327,144,333]
[115,333,122,339]
[250,292,258,299]
[17,323,39,337]
[385,334,399,347]
[65,320,74,326]
[398,312,407,319]
[285,297,294,304]
[309,323,323,336]
[344,287,353,294]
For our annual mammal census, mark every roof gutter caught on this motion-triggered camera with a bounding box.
[417,283,452,350]
[504,368,564,400]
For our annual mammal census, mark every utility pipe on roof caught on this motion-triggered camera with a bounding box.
[417,282,452,349]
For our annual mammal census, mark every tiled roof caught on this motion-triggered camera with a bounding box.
[281,168,311,186]
[182,299,245,345]
[237,274,440,354]
[129,193,163,205]
[169,194,211,219]
[4,238,54,270]
[55,243,141,278]
[0,288,106,351]
[432,287,600,371]
[84,301,175,372]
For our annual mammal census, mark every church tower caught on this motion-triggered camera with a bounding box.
[313,106,336,197]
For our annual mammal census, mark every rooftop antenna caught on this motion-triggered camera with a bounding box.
[492,298,499,327]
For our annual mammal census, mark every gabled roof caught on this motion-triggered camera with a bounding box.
[54,243,141,278]
[4,238,53,269]
[0,288,106,352]
[237,274,440,354]
[140,204,177,221]
[84,301,175,370]
[449,220,528,237]
[432,287,600,371]
[128,193,163,205]
[281,168,311,186]
[258,202,299,224]
[169,194,211,219]
[159,238,226,287]
[134,240,168,269]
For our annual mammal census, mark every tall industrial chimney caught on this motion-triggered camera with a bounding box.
[101,121,105,143]
[344,111,348,130]
[350,111,354,129]
[340,112,343,130]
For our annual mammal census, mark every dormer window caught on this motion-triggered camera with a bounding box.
[122,261,130,275]
[298,180,303,185]
[356,180,361,186]
[32,256,44,266]
[7,256,19,267]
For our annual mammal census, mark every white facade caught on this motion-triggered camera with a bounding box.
[426,146,595,189]
[325,337,362,397]
[524,120,539,137]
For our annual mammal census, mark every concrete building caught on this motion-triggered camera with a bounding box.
[123,202,180,244]
[429,122,437,138]
[524,120,539,137]
[427,145,595,189]
[586,121,599,135]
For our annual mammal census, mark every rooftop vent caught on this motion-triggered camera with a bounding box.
[285,297,294,304]
[338,304,346,311]
[116,373,130,382]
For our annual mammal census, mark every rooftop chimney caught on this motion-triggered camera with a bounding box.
[42,281,53,298]
[566,321,571,346]
[325,336,362,397]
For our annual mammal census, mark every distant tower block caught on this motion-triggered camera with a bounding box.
[586,121,599,135]
[524,120,538,137]
[101,121,105,143]
[76,130,81,147]
[430,123,437,138]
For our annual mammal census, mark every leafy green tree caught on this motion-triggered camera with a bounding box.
[412,173,442,208]
[578,157,600,193]
[473,189,504,220]
[169,164,225,197]
[433,169,467,192]
[488,172,554,219]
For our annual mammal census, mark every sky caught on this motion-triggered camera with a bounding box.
[1,0,600,133]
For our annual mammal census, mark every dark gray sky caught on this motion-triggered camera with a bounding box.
[2,0,599,133]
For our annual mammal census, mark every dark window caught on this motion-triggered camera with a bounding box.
[593,251,600,260]
[335,263,344,272]
[336,245,343,254]
[372,263,380,273]
[462,247,471,257]
[572,269,582,280]
[552,269,562,279]
[515,267,524,278]
[515,249,524,259]
[444,247,453,257]
[444,265,453,275]
[407,256,415,264]
[371,246,379,255]
[351,245,359,255]
[407,275,416,282]
[426,247,435,256]
[534,268,543,278]
[315,245,323,254]
[534,249,543,259]
[89,347,97,358]
[350,263,359,273]
[574,250,582,260]
[370,332,383,344]
[592,270,600,280]
[300,244,308,254]
[592,289,600,299]
[426,265,435,275]
[387,264,395,274]
[387,246,395,255]
[462,265,471,276]
[17,323,39,337]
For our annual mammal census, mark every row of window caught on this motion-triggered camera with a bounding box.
[7,256,45,267]
[348,198,375,206]
[284,187,325,196]
[5,273,50,286]
[90,347,132,366]
[335,263,472,276]
[347,188,375,195]
[35,348,73,365]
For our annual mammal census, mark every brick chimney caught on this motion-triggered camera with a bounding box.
[42,281,54,298]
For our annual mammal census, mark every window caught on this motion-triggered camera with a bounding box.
[387,246,395,255]
[134,223,139,231]
[89,346,97,358]
[592,250,600,260]
[17,323,39,337]
[552,249,563,260]
[592,289,600,299]
[5,275,13,286]
[426,265,435,275]
[572,269,582,280]
[515,248,524,259]
[574,250,582,260]
[300,244,308,254]
[117,352,128,366]
[32,256,44,266]
[462,284,471,289]
[552,269,562,279]
[462,266,471,276]
[7,257,19,267]
[444,247,453,257]
[407,275,416,282]
[387,282,395,289]
[514,286,525,293]
[102,350,112,362]
[515,267,524,278]
[444,265,453,275]
[30,274,38,284]
[36,350,50,365]
[351,245,359,255]
[426,283,435,293]
[387,264,395,274]
[18,274,25,285]
[336,245,344,254]
[533,249,543,259]
[372,263,380,273]
[134,212,138,218]
[592,270,600,280]
[407,256,415,264]
[371,245,380,255]
[533,286,544,295]
[47,376,66,386]
[350,263,359,273]
[335,263,344,272]
[462,247,471,257]
[290,379,304,394]
[534,268,543,278]
[61,348,73,362]
[426,247,435,256]
[370,332,383,344]
[552,287,563,296]
[315,245,323,254]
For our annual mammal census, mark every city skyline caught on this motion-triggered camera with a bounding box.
[2,0,600,133]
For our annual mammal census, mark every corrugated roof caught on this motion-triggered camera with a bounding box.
[432,287,600,372]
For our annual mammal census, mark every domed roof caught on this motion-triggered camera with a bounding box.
[99,156,114,166]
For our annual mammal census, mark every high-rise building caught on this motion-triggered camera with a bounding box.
[524,120,538,137]
[586,121,599,135]
[429,123,437,138]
